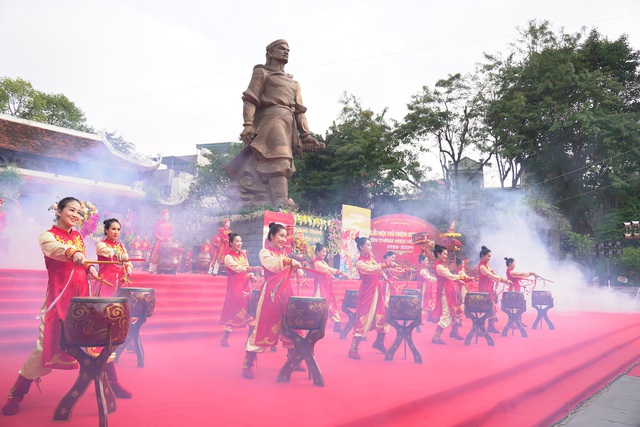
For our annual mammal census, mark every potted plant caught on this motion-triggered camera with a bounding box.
[0,163,23,198]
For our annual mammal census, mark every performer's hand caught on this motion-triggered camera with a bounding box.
[240,126,257,144]
[291,259,302,270]
[87,266,98,279]
[72,251,86,266]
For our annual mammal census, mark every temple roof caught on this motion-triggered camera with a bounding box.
[0,114,159,172]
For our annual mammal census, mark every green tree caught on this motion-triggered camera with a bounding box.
[397,73,489,217]
[189,143,242,210]
[484,22,640,233]
[0,76,92,132]
[292,94,425,214]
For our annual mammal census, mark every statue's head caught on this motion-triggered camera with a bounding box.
[265,39,289,66]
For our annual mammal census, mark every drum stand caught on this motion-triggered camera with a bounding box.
[277,317,327,387]
[115,313,149,367]
[385,318,422,363]
[339,299,356,340]
[501,306,528,338]
[53,322,119,427]
[532,300,555,330]
[464,311,495,346]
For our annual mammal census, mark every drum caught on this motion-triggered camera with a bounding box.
[532,290,553,306]
[119,287,155,317]
[247,289,261,318]
[196,252,211,273]
[501,291,525,310]
[285,297,328,330]
[402,288,422,297]
[158,243,182,272]
[343,289,359,309]
[464,292,493,315]
[65,297,130,347]
[388,294,421,321]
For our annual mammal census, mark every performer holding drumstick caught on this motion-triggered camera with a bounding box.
[2,197,131,417]
[95,218,133,297]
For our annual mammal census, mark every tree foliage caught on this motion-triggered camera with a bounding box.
[0,76,92,132]
[189,143,242,210]
[291,94,426,214]
[483,22,640,232]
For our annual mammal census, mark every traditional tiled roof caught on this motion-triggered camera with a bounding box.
[0,114,159,172]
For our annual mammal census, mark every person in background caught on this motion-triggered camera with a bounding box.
[242,223,303,379]
[2,197,131,417]
[220,233,256,347]
[210,219,231,275]
[148,210,172,274]
[417,253,437,322]
[348,237,388,360]
[312,243,345,333]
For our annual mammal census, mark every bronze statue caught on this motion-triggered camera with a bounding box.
[224,39,325,209]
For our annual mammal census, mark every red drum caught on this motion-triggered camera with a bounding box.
[158,243,182,273]
[343,290,358,309]
[196,252,211,273]
[388,295,421,321]
[65,297,130,347]
[501,291,525,310]
[285,297,328,330]
[119,287,155,317]
[464,292,493,316]
[532,290,553,306]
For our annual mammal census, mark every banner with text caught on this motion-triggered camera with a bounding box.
[340,205,371,278]
[370,214,440,267]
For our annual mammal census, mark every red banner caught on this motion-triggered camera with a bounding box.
[262,211,295,253]
[370,214,440,267]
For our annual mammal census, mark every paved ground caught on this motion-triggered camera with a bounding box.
[556,373,640,426]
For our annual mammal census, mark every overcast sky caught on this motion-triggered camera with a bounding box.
[1,1,639,164]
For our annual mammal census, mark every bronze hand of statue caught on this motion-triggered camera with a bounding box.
[300,134,325,152]
[240,125,257,145]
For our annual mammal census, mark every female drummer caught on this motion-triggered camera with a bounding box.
[477,246,511,334]
[242,223,302,379]
[417,253,437,321]
[429,245,465,344]
[348,237,388,360]
[505,257,538,326]
[2,197,131,417]
[220,233,256,347]
[312,243,344,333]
[95,218,133,297]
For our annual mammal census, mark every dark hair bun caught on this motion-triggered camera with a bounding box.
[268,222,276,228]
[482,246,488,250]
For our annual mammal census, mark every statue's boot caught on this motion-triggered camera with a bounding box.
[269,176,296,209]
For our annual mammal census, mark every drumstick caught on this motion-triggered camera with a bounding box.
[128,258,146,262]
[96,276,116,287]
[84,260,121,265]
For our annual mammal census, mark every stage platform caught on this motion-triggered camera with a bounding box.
[1,269,639,426]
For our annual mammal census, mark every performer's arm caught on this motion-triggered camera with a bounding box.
[96,241,113,259]
[436,264,462,281]
[356,259,383,274]
[259,248,297,273]
[39,230,82,263]
[225,254,248,273]
[479,264,509,284]
[510,269,535,278]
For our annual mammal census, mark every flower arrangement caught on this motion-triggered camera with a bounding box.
[327,218,342,257]
[49,199,100,238]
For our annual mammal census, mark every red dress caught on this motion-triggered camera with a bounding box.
[428,260,463,323]
[95,238,131,297]
[353,254,386,336]
[417,266,437,313]
[211,227,232,267]
[478,260,498,318]
[248,245,294,349]
[220,250,252,328]
[40,225,90,370]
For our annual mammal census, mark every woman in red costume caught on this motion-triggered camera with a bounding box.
[477,246,511,334]
[382,251,405,297]
[312,243,344,333]
[2,197,131,417]
[505,257,538,327]
[95,218,132,297]
[348,237,388,360]
[417,253,437,322]
[148,209,172,274]
[209,218,231,275]
[429,245,466,344]
[242,223,302,379]
[220,233,256,347]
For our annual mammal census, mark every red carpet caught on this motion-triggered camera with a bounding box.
[1,269,639,426]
